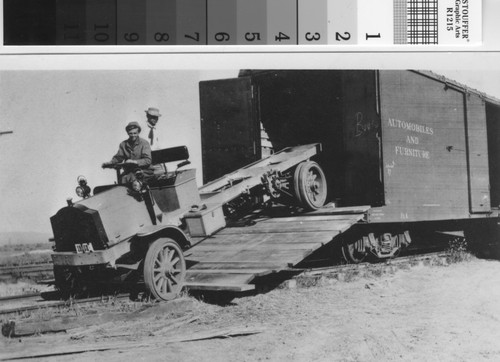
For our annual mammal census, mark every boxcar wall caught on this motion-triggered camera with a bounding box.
[199,70,500,224]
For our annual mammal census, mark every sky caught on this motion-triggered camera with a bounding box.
[1,55,499,234]
[0,69,238,234]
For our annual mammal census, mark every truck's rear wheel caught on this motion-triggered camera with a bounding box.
[144,238,186,301]
[294,161,327,210]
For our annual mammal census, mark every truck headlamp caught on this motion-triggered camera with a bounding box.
[76,186,85,197]
[132,180,143,192]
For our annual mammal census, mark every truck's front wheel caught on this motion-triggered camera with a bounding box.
[144,238,186,301]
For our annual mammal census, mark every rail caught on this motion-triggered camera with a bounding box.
[0,250,454,316]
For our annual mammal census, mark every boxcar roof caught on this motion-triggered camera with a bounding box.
[237,69,500,107]
[414,70,500,107]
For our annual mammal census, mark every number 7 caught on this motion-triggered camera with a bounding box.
[185,32,200,42]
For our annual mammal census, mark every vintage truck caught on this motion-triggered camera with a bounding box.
[50,143,328,300]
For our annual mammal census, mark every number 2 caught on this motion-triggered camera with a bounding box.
[335,32,351,41]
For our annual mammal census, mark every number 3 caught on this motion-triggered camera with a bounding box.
[305,32,321,41]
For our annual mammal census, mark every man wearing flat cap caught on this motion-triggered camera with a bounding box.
[102,121,153,184]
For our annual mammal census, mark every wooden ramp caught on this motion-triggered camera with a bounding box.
[184,206,369,292]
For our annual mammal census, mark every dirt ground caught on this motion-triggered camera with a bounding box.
[2,257,500,361]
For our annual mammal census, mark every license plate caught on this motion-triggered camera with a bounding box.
[75,243,95,253]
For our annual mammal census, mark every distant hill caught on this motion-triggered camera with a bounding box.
[0,231,52,246]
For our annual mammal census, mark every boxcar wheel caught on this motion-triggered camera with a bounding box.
[144,238,186,301]
[341,241,367,264]
[293,161,327,210]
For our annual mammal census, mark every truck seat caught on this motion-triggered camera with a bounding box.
[151,145,190,166]
[149,146,190,185]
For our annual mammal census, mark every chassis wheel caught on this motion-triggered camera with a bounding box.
[53,265,77,297]
[293,161,327,210]
[53,265,95,298]
[144,238,186,301]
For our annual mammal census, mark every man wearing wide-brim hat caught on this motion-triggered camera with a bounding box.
[144,106,168,173]
[102,121,153,184]
[144,107,162,149]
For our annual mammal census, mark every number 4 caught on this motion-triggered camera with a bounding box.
[275,32,290,42]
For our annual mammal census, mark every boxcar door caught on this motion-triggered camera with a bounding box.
[378,70,470,222]
[199,77,259,183]
[466,93,491,213]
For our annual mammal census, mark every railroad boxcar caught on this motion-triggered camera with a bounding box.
[199,70,500,260]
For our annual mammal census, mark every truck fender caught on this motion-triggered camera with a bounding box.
[135,225,191,250]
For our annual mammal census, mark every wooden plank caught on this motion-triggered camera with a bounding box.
[184,282,255,291]
[2,308,149,337]
[185,268,272,275]
[188,244,324,262]
[185,272,255,285]
[189,242,324,253]
[190,240,321,252]
[190,240,328,252]
[219,222,348,234]
[255,217,362,226]
[187,251,317,265]
[191,231,335,245]
[2,327,263,358]
[189,248,316,265]
[256,214,365,223]
[196,234,330,247]
[187,261,287,271]
[194,232,279,245]
[262,205,370,217]
[307,205,371,214]
[191,246,321,259]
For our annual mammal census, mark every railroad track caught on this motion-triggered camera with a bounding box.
[0,292,131,316]
[297,251,449,276]
[0,238,452,281]
[0,250,453,316]
[0,263,53,281]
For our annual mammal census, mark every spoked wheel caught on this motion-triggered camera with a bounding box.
[144,238,186,301]
[293,161,328,210]
[341,238,368,264]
